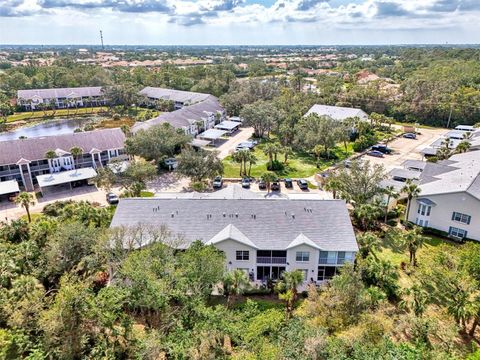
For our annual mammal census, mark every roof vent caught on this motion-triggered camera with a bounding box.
[171,212,174,218]
[235,213,239,218]
[223,212,226,217]
[291,213,295,219]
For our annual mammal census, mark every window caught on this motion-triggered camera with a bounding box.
[295,251,310,262]
[452,212,471,225]
[319,251,337,264]
[417,204,431,216]
[449,227,468,239]
[337,252,346,264]
[317,266,337,281]
[236,250,249,261]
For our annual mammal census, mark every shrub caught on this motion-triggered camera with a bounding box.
[191,181,207,192]
[267,160,284,171]
[353,134,377,152]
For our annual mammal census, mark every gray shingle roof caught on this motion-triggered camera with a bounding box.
[110,198,358,252]
[17,87,103,100]
[417,152,480,200]
[305,104,369,121]
[0,128,125,165]
[132,95,223,133]
[139,87,211,104]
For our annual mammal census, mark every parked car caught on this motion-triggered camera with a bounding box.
[271,180,281,191]
[258,179,266,190]
[371,144,392,154]
[403,132,417,139]
[106,192,119,205]
[241,177,251,189]
[297,179,308,190]
[284,178,293,188]
[367,150,384,158]
[212,176,223,189]
[247,138,259,145]
[235,144,252,152]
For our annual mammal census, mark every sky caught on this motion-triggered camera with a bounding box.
[0,0,479,45]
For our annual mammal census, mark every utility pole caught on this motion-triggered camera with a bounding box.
[100,30,104,50]
[446,104,453,129]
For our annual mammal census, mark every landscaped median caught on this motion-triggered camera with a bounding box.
[222,139,354,179]
[6,106,109,123]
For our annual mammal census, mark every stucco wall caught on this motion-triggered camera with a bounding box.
[409,192,480,241]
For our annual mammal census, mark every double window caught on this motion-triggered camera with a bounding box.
[449,227,468,239]
[452,212,471,225]
[417,204,431,216]
[317,266,337,281]
[295,251,310,262]
[236,250,249,261]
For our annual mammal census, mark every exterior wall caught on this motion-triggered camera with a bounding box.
[213,239,257,275]
[19,95,107,110]
[0,147,125,190]
[212,239,356,287]
[286,244,319,284]
[408,192,480,241]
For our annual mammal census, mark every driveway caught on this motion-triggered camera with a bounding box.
[0,185,117,221]
[214,126,255,159]
[363,127,448,171]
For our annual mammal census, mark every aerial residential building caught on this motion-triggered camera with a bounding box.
[133,87,225,136]
[305,104,369,122]
[421,128,480,157]
[17,86,107,110]
[405,152,480,241]
[139,87,211,110]
[110,196,358,285]
[0,128,126,193]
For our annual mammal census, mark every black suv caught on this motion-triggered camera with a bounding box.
[271,180,281,191]
[284,178,293,188]
[371,144,392,154]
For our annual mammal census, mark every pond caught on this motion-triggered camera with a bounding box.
[0,117,104,141]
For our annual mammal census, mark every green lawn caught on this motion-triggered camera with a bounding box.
[377,233,456,268]
[222,140,353,179]
[7,107,109,123]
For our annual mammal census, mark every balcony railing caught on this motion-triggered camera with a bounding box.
[256,256,287,264]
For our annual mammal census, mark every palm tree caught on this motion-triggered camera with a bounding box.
[283,146,293,164]
[382,185,399,223]
[357,232,381,259]
[70,146,83,173]
[224,269,250,308]
[401,179,421,224]
[15,192,35,223]
[401,226,426,266]
[244,152,257,177]
[455,140,471,154]
[263,143,279,169]
[354,202,383,230]
[275,270,304,318]
[437,138,453,160]
[261,171,277,194]
[324,174,341,199]
[232,151,248,177]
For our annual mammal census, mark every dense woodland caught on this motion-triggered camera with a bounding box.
[1,47,480,127]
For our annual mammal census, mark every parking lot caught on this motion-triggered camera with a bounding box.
[362,127,448,171]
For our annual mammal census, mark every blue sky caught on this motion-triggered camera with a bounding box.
[1,0,479,45]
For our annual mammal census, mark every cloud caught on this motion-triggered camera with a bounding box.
[375,1,409,17]
[296,0,328,11]
[0,0,42,16]
[39,0,173,13]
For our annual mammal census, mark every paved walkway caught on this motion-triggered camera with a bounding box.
[214,127,254,159]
